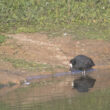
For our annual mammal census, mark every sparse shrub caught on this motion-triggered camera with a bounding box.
[0,35,7,44]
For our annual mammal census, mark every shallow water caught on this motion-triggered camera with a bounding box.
[26,69,95,81]
[0,69,110,110]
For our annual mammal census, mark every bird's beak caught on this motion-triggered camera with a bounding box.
[69,63,72,68]
[69,63,72,71]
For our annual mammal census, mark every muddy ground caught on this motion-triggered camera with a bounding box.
[0,33,110,98]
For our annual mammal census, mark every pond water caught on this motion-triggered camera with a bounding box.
[0,69,110,110]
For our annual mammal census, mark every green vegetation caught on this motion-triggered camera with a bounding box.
[2,57,65,71]
[0,35,8,45]
[0,0,110,40]
[3,57,53,71]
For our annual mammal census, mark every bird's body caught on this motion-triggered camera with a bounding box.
[70,55,95,75]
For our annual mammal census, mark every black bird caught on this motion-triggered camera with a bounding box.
[69,55,95,76]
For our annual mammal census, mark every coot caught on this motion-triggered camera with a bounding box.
[70,55,95,75]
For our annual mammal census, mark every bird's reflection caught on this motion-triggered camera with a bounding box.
[73,76,96,92]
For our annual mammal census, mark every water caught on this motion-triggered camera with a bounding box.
[0,69,110,110]
[73,76,96,92]
[26,69,95,81]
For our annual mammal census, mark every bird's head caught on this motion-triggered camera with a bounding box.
[69,59,76,71]
[69,60,73,71]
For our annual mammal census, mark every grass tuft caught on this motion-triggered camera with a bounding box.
[3,57,53,71]
[2,57,65,71]
[0,35,8,45]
